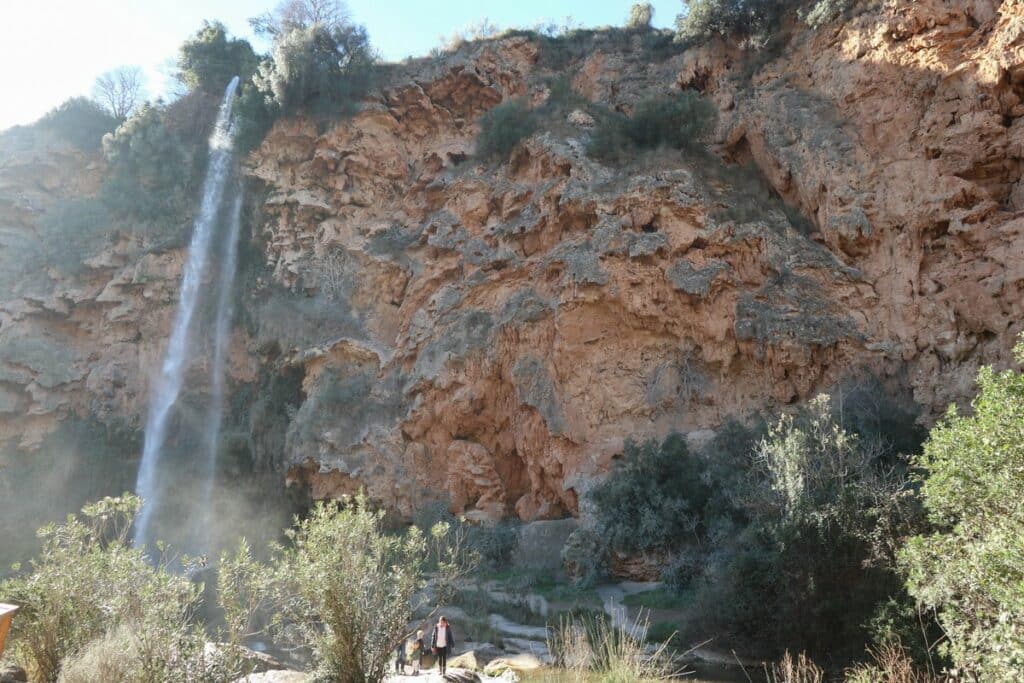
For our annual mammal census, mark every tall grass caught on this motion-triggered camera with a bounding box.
[546,613,684,683]
[765,651,824,683]
[844,641,948,683]
[762,644,948,683]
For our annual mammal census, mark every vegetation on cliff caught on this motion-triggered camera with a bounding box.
[676,0,859,44]
[3,1,1022,681]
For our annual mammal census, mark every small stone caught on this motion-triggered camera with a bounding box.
[567,109,595,128]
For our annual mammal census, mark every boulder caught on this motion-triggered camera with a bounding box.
[483,653,545,676]
[513,519,578,571]
[0,665,27,683]
[443,668,481,683]
[448,643,504,671]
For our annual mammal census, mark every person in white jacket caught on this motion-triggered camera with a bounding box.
[430,616,456,676]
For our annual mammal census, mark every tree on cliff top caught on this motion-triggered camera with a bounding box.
[92,66,145,120]
[250,0,354,36]
[675,0,857,45]
[254,20,375,117]
[177,21,259,94]
[627,3,655,29]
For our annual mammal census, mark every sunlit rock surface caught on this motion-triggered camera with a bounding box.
[1,0,1022,527]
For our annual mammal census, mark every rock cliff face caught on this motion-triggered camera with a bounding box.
[1,0,1022,526]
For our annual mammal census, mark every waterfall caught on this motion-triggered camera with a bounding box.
[133,76,241,550]
[196,189,244,543]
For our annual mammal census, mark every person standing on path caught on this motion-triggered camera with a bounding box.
[431,616,455,676]
[413,629,425,675]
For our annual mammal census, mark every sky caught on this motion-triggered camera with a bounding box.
[0,0,683,132]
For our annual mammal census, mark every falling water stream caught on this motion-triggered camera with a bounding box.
[133,77,241,550]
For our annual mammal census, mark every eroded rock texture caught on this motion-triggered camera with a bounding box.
[243,1,1023,521]
[2,0,1022,525]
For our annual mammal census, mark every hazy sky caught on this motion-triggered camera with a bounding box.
[0,0,682,132]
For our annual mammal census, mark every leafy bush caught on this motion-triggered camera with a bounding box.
[0,495,206,683]
[36,97,119,152]
[659,553,702,589]
[800,0,856,28]
[475,99,539,161]
[587,91,716,163]
[627,3,655,29]
[574,390,925,661]
[588,432,719,555]
[239,493,473,683]
[100,104,196,236]
[739,395,921,659]
[899,339,1024,681]
[255,22,375,118]
[676,0,787,44]
[233,82,278,154]
[676,0,860,46]
[177,21,259,94]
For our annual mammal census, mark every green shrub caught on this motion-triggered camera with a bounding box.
[177,21,259,94]
[676,0,860,46]
[899,338,1024,681]
[100,104,196,236]
[627,3,655,29]
[586,111,633,164]
[233,82,279,154]
[739,395,920,659]
[588,432,717,555]
[587,91,716,163]
[800,0,857,29]
[676,0,787,44]
[255,22,375,118]
[0,495,205,683]
[246,494,473,683]
[659,553,702,589]
[36,97,119,152]
[475,99,539,161]
[578,390,924,661]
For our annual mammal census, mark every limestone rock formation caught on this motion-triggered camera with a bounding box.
[1,0,1021,529]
